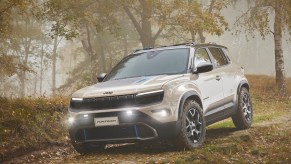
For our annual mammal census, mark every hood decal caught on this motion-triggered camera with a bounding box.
[134,76,152,83]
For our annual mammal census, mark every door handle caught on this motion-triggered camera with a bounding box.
[215,75,221,81]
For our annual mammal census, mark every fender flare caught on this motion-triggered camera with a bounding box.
[177,90,202,120]
[237,80,250,94]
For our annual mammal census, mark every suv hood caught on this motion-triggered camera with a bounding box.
[72,75,184,98]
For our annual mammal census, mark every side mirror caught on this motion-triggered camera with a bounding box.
[193,63,213,74]
[97,73,107,82]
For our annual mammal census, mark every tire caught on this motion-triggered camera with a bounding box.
[232,87,253,130]
[176,100,206,150]
[71,140,105,154]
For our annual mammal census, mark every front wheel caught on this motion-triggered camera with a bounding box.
[232,87,253,130]
[176,100,206,150]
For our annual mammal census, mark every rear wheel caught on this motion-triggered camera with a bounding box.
[232,87,253,130]
[176,100,206,149]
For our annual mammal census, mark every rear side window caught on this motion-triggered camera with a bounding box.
[194,48,212,67]
[209,48,228,67]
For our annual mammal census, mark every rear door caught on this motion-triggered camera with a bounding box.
[208,47,235,116]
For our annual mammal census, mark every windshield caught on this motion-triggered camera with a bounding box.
[105,48,189,81]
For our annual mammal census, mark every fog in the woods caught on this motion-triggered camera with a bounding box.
[1,0,290,97]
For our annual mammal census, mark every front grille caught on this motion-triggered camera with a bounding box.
[84,95,135,109]
[70,91,164,110]
[74,124,156,142]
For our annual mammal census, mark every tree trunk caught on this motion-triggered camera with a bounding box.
[123,0,161,48]
[140,0,154,48]
[123,34,128,57]
[40,35,44,95]
[274,1,287,96]
[52,36,58,95]
[19,20,31,97]
[190,31,196,42]
[198,30,206,43]
[97,34,106,73]
[19,72,26,97]
[33,73,37,97]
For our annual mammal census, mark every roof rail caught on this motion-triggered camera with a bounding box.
[158,42,198,48]
[185,42,198,46]
[133,42,200,53]
[171,42,190,46]
[208,42,217,44]
[133,47,153,53]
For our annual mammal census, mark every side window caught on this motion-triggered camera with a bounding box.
[209,48,228,67]
[221,48,231,63]
[194,48,212,67]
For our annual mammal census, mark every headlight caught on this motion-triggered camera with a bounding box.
[72,97,83,101]
[135,90,164,106]
[70,97,83,109]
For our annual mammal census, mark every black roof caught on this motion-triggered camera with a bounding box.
[133,42,227,53]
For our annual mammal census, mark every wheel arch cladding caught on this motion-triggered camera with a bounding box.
[178,91,202,119]
[237,80,249,94]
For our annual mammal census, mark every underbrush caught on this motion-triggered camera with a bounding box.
[0,97,69,161]
[246,75,291,97]
[247,75,291,122]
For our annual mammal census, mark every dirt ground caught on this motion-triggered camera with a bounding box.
[3,111,291,164]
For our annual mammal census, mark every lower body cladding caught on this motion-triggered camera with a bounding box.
[68,110,180,144]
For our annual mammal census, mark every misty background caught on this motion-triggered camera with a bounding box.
[0,0,290,97]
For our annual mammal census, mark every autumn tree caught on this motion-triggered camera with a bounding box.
[235,0,291,96]
[42,0,137,90]
[170,0,229,43]
[122,0,172,48]
[0,0,35,78]
[0,0,47,97]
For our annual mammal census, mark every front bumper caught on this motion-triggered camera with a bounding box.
[68,110,180,144]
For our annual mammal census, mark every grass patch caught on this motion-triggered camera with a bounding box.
[208,119,234,129]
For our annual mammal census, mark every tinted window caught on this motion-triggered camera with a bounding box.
[221,48,231,62]
[105,48,189,81]
[209,48,228,67]
[194,48,212,67]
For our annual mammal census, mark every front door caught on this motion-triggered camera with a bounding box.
[192,48,224,122]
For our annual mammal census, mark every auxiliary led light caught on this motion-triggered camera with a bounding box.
[126,110,133,116]
[152,109,170,117]
[159,110,168,117]
[68,117,75,124]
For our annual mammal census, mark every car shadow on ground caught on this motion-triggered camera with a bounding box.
[81,127,239,156]
[206,127,237,139]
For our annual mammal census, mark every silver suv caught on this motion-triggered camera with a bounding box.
[68,42,253,154]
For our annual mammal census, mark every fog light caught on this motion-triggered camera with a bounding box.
[83,114,88,118]
[68,117,75,124]
[126,110,133,116]
[159,110,168,117]
[152,109,170,117]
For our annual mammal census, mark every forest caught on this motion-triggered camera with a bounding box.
[0,0,290,97]
[0,0,291,163]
